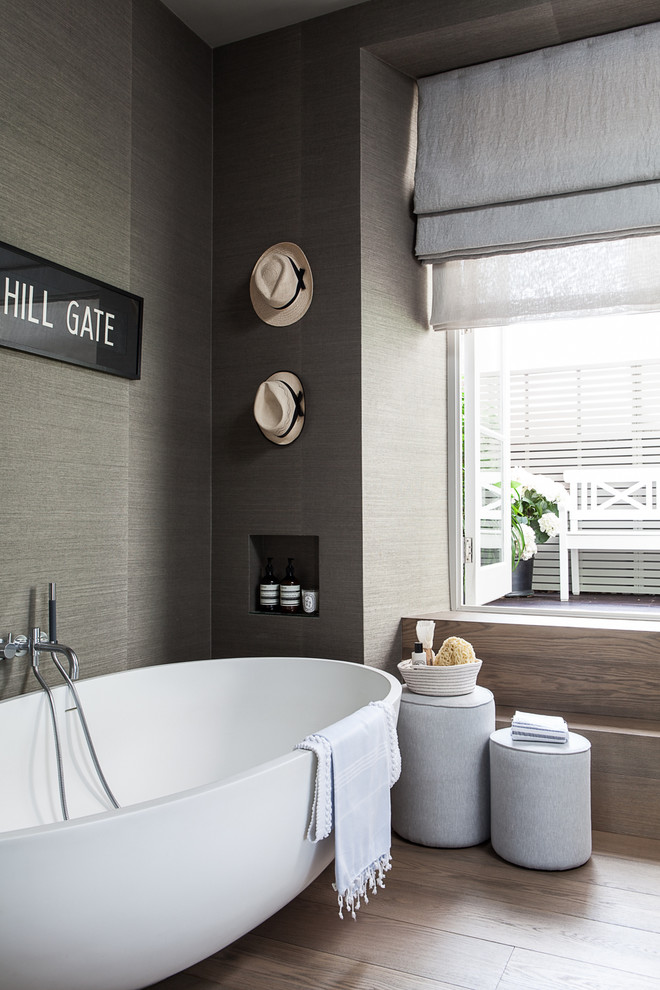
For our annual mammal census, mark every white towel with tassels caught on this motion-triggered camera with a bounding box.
[295,700,401,919]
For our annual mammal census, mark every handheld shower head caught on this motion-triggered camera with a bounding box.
[48,582,57,643]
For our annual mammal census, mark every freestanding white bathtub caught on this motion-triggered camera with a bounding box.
[0,655,401,990]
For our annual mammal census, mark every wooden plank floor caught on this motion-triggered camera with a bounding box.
[149,830,660,990]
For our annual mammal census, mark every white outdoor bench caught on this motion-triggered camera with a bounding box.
[558,469,660,601]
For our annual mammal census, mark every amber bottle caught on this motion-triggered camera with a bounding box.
[279,557,301,613]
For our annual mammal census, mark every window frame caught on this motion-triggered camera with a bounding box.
[446,327,660,624]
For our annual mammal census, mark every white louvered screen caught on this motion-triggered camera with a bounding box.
[510,360,660,594]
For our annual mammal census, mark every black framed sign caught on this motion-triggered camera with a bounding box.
[0,240,142,379]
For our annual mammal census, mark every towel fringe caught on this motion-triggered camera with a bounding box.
[333,851,392,920]
[369,701,401,785]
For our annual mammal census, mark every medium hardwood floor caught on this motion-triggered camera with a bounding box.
[150,830,660,990]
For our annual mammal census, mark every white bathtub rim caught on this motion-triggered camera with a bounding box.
[0,654,400,707]
[0,655,401,841]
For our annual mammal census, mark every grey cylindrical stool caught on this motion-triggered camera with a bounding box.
[489,728,592,870]
[391,686,495,847]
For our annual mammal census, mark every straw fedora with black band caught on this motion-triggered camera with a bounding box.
[253,371,305,445]
[250,243,313,326]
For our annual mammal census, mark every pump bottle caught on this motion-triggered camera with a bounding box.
[280,557,301,613]
[259,557,278,611]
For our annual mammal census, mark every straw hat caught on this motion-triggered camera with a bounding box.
[253,371,305,445]
[250,243,313,326]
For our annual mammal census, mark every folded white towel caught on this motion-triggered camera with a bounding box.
[295,700,400,919]
[511,710,569,744]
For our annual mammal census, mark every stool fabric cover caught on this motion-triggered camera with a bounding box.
[489,727,592,870]
[392,686,495,847]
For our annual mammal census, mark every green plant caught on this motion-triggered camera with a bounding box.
[510,469,567,566]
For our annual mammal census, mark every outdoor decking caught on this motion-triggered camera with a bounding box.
[489,590,660,617]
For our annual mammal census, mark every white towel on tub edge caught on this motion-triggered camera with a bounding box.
[295,700,400,919]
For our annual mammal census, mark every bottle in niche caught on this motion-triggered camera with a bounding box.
[259,557,278,612]
[280,557,301,613]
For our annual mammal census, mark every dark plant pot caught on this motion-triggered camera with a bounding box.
[506,556,535,597]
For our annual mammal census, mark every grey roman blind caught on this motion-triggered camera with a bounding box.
[414,23,660,262]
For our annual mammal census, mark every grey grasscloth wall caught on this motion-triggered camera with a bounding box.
[0,0,212,699]
[212,16,369,666]
[360,51,447,668]
[211,11,445,670]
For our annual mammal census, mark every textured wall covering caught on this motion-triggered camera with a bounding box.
[0,0,212,698]
[212,15,366,662]
[360,52,448,669]
[0,0,133,696]
[129,0,213,664]
[212,13,446,670]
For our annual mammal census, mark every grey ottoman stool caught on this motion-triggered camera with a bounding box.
[391,686,495,847]
[489,727,592,870]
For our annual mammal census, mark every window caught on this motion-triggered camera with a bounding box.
[453,313,660,613]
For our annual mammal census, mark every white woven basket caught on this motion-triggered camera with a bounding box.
[397,659,482,697]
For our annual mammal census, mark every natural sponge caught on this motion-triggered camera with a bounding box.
[434,636,476,666]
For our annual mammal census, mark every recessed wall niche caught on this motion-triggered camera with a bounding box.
[249,535,319,615]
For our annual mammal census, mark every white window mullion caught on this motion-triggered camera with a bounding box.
[462,327,512,606]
